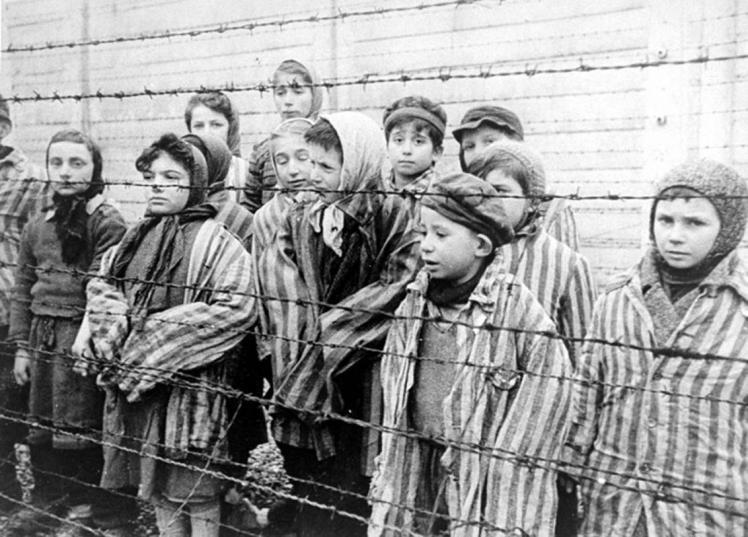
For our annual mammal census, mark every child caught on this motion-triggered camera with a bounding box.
[8,129,126,531]
[185,91,247,204]
[468,140,595,366]
[252,118,313,377]
[244,59,323,212]
[454,105,580,250]
[0,93,47,500]
[369,172,573,537]
[564,159,748,537]
[382,95,446,192]
[257,112,419,536]
[182,133,254,250]
[74,133,258,537]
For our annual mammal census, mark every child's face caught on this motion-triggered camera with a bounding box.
[461,125,513,167]
[653,197,721,270]
[272,133,312,191]
[308,142,343,203]
[419,207,489,284]
[387,122,438,183]
[47,141,94,197]
[141,152,192,216]
[273,72,314,120]
[189,104,230,144]
[484,169,529,230]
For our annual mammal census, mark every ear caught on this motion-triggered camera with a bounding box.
[0,121,12,140]
[474,233,494,259]
[432,145,444,163]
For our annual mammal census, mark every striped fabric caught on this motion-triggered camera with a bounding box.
[208,189,254,251]
[540,197,580,252]
[84,219,256,452]
[496,226,596,365]
[564,252,748,537]
[258,194,420,460]
[251,194,293,363]
[0,148,47,325]
[369,258,573,537]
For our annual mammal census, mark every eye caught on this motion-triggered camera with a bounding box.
[192,122,204,129]
[685,217,707,227]
[274,87,286,97]
[49,158,62,167]
[656,215,673,225]
[297,151,310,161]
[71,159,86,168]
[142,172,154,181]
[275,155,289,165]
[435,230,447,238]
[414,137,426,146]
[165,172,183,181]
[462,142,474,151]
[210,121,225,128]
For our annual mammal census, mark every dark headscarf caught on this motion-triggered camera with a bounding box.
[110,134,217,315]
[46,129,105,265]
[181,133,233,196]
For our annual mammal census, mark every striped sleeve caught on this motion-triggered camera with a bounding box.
[543,198,580,252]
[558,254,597,366]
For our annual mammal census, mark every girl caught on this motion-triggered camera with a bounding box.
[184,91,247,205]
[74,133,257,537]
[9,129,126,530]
[565,159,748,536]
[244,59,323,212]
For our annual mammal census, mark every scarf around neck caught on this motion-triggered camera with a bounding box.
[426,259,491,308]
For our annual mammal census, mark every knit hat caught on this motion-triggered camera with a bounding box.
[421,172,514,247]
[467,140,546,207]
[452,105,524,143]
[0,94,10,127]
[651,158,748,262]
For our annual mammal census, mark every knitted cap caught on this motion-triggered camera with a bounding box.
[421,172,514,247]
[0,94,11,126]
[467,140,546,205]
[652,158,748,259]
[452,105,524,142]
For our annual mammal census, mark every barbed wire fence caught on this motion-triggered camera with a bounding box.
[1,1,747,536]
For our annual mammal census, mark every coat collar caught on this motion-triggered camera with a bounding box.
[45,193,105,221]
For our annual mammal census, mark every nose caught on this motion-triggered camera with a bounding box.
[401,140,413,155]
[419,234,433,253]
[58,162,72,178]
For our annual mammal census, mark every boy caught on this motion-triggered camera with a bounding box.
[369,172,573,537]
[257,111,419,536]
[0,94,47,506]
[382,95,446,193]
[454,105,579,250]
[565,159,748,537]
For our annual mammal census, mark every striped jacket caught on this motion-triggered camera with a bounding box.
[540,197,579,252]
[369,258,573,537]
[0,148,47,325]
[251,193,294,363]
[496,225,595,365]
[243,138,275,213]
[208,189,254,251]
[564,252,748,537]
[84,219,255,454]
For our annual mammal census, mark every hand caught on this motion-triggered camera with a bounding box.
[71,321,94,376]
[13,349,31,386]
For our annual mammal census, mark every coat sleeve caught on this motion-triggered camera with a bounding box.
[558,254,597,367]
[116,228,256,401]
[8,222,38,344]
[85,204,127,286]
[563,295,607,474]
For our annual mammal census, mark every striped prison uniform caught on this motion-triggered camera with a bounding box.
[540,197,580,252]
[369,257,573,537]
[208,188,254,251]
[564,252,748,537]
[496,224,596,366]
[258,194,420,469]
[84,219,256,456]
[0,148,47,326]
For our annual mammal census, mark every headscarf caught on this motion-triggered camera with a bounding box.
[310,112,386,255]
[467,140,546,232]
[273,59,324,120]
[110,135,217,316]
[181,133,233,196]
[649,158,748,288]
[45,129,105,265]
[184,92,243,157]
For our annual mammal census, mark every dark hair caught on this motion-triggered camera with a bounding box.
[46,129,104,198]
[468,151,532,196]
[304,118,342,161]
[184,91,242,156]
[382,95,447,150]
